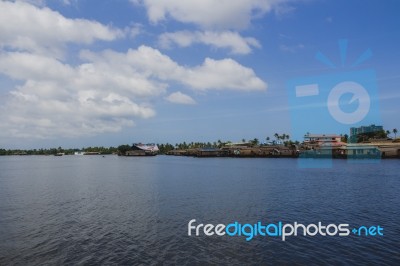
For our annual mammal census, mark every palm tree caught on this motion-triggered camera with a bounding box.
[393,128,398,139]
[274,133,279,140]
[386,130,391,138]
[252,138,259,146]
[217,139,223,148]
[242,138,246,143]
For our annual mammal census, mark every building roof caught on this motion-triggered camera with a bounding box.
[132,143,159,152]
[224,142,251,146]
[304,134,341,138]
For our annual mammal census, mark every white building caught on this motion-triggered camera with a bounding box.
[303,133,344,146]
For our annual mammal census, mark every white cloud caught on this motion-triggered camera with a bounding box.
[133,0,286,30]
[17,0,46,6]
[80,46,267,91]
[0,1,269,141]
[165,91,196,105]
[0,51,157,139]
[0,2,268,140]
[0,46,266,139]
[0,52,75,82]
[0,1,123,57]
[127,23,143,39]
[184,58,266,91]
[159,30,261,54]
[129,46,266,91]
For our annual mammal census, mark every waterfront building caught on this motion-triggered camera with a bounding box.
[125,143,159,156]
[196,148,221,157]
[303,133,343,146]
[264,140,284,146]
[224,142,252,147]
[349,124,383,143]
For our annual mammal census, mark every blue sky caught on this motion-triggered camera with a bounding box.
[0,0,399,149]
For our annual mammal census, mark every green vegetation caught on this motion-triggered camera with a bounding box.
[1,127,396,156]
[157,143,175,154]
[117,145,132,155]
[273,133,290,141]
[158,135,298,154]
[1,135,300,156]
[0,146,118,156]
[341,134,349,143]
[355,129,389,143]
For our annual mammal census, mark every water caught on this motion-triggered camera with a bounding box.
[0,155,399,265]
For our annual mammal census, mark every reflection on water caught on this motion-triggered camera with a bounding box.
[0,156,399,264]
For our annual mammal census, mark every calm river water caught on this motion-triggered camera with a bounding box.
[0,155,399,265]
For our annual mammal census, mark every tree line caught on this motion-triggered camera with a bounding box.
[2,128,396,156]
[354,128,398,143]
[155,134,299,154]
[0,146,118,156]
[0,135,295,156]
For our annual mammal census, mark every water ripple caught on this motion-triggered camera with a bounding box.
[0,156,399,265]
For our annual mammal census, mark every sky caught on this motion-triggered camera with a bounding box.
[0,0,399,149]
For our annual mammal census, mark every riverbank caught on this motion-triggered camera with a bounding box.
[165,141,400,159]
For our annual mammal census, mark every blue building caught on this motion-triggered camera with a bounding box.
[349,124,383,143]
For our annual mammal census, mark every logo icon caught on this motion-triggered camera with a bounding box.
[287,39,381,168]
[327,81,370,124]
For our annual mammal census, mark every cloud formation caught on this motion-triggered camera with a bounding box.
[133,0,285,30]
[0,51,156,139]
[184,57,266,91]
[0,1,123,57]
[159,31,261,54]
[165,92,196,105]
[134,0,287,55]
[0,1,267,140]
[80,46,267,91]
[0,46,266,138]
